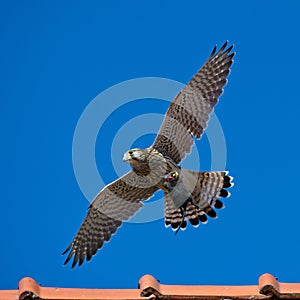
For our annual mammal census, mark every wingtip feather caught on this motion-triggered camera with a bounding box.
[62,243,72,256]
[63,250,74,266]
[209,45,217,58]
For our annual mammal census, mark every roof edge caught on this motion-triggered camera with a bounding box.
[0,273,299,300]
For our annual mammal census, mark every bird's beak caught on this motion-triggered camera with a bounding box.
[123,152,131,162]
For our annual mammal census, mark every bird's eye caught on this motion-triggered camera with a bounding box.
[128,150,133,155]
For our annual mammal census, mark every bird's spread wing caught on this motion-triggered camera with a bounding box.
[63,171,158,268]
[152,42,235,164]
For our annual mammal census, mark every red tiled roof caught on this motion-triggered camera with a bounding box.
[0,273,299,300]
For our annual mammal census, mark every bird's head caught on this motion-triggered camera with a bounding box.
[123,148,147,164]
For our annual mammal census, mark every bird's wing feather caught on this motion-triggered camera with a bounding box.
[63,170,158,268]
[152,42,235,164]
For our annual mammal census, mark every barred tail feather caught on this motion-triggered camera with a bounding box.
[164,194,188,231]
[164,169,233,231]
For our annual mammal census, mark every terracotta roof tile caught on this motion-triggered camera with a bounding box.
[0,273,299,300]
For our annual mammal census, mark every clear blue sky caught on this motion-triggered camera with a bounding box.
[1,0,300,290]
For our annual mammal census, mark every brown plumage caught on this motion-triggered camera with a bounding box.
[163,170,233,232]
[63,41,235,267]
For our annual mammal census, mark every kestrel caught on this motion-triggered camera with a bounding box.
[63,41,235,268]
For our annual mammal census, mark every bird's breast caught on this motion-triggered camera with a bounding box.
[132,152,178,189]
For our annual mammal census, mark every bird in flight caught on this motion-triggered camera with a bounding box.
[63,41,235,268]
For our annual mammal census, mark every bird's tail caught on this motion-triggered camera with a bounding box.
[164,170,233,231]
